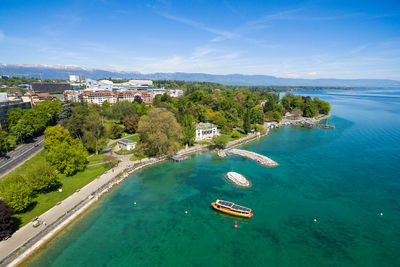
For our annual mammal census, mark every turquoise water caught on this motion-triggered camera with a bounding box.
[28,89,400,267]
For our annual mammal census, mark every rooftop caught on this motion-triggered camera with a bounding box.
[195,122,216,130]
[117,139,135,144]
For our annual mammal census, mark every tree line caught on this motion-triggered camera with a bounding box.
[0,76,67,88]
[153,80,347,93]
[0,100,62,154]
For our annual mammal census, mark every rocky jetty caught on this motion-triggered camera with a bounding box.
[228,149,278,167]
[216,150,226,157]
[226,172,250,187]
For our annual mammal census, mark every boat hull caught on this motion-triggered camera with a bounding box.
[211,202,253,218]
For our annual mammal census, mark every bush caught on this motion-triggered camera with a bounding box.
[265,111,282,122]
[212,134,229,149]
[255,124,266,135]
[231,130,241,139]
[115,149,134,155]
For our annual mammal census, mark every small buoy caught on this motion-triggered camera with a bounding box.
[234,221,238,228]
[313,218,317,222]
[134,202,136,205]
[185,210,188,214]
[380,212,383,216]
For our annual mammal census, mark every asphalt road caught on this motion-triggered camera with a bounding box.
[0,136,44,177]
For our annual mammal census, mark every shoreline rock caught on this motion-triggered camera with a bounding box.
[228,149,278,167]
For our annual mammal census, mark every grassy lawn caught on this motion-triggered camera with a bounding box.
[125,134,140,142]
[87,154,107,165]
[121,132,132,138]
[14,164,110,227]
[228,129,247,141]
[129,153,147,161]
[1,150,47,182]
[0,150,111,228]
[195,140,212,145]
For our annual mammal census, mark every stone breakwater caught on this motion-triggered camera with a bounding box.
[228,149,278,167]
[226,172,250,187]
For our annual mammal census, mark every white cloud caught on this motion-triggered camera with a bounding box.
[308,71,317,75]
[158,12,240,41]
[348,44,368,55]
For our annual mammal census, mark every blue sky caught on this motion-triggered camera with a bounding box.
[1,0,400,79]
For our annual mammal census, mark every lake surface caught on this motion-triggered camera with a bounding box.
[28,89,400,267]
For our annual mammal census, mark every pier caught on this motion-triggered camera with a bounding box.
[227,149,278,167]
[226,172,250,187]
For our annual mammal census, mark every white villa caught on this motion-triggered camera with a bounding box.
[117,139,136,150]
[195,122,219,141]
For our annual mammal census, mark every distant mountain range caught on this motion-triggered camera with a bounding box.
[1,64,400,88]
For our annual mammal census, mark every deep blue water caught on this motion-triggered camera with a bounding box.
[27,88,400,267]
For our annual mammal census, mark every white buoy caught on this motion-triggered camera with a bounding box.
[185,210,188,214]
[134,202,137,205]
[380,212,383,216]
[313,218,317,222]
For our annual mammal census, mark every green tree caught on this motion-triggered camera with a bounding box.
[272,111,282,122]
[58,103,72,121]
[62,103,89,139]
[314,98,331,115]
[10,119,34,144]
[212,134,229,149]
[84,113,105,154]
[44,126,72,149]
[182,114,195,146]
[6,108,24,129]
[243,110,251,134]
[136,108,182,156]
[0,130,10,154]
[255,124,267,135]
[303,97,317,117]
[231,130,241,139]
[0,176,33,213]
[35,100,62,125]
[0,200,14,239]
[103,155,119,169]
[46,139,88,176]
[26,162,59,193]
[110,122,122,139]
[250,106,264,124]
[111,101,136,121]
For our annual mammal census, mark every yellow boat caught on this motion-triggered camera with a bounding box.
[211,199,253,218]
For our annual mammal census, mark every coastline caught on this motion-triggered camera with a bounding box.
[1,114,330,266]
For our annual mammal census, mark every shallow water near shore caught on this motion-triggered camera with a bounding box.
[27,89,400,267]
